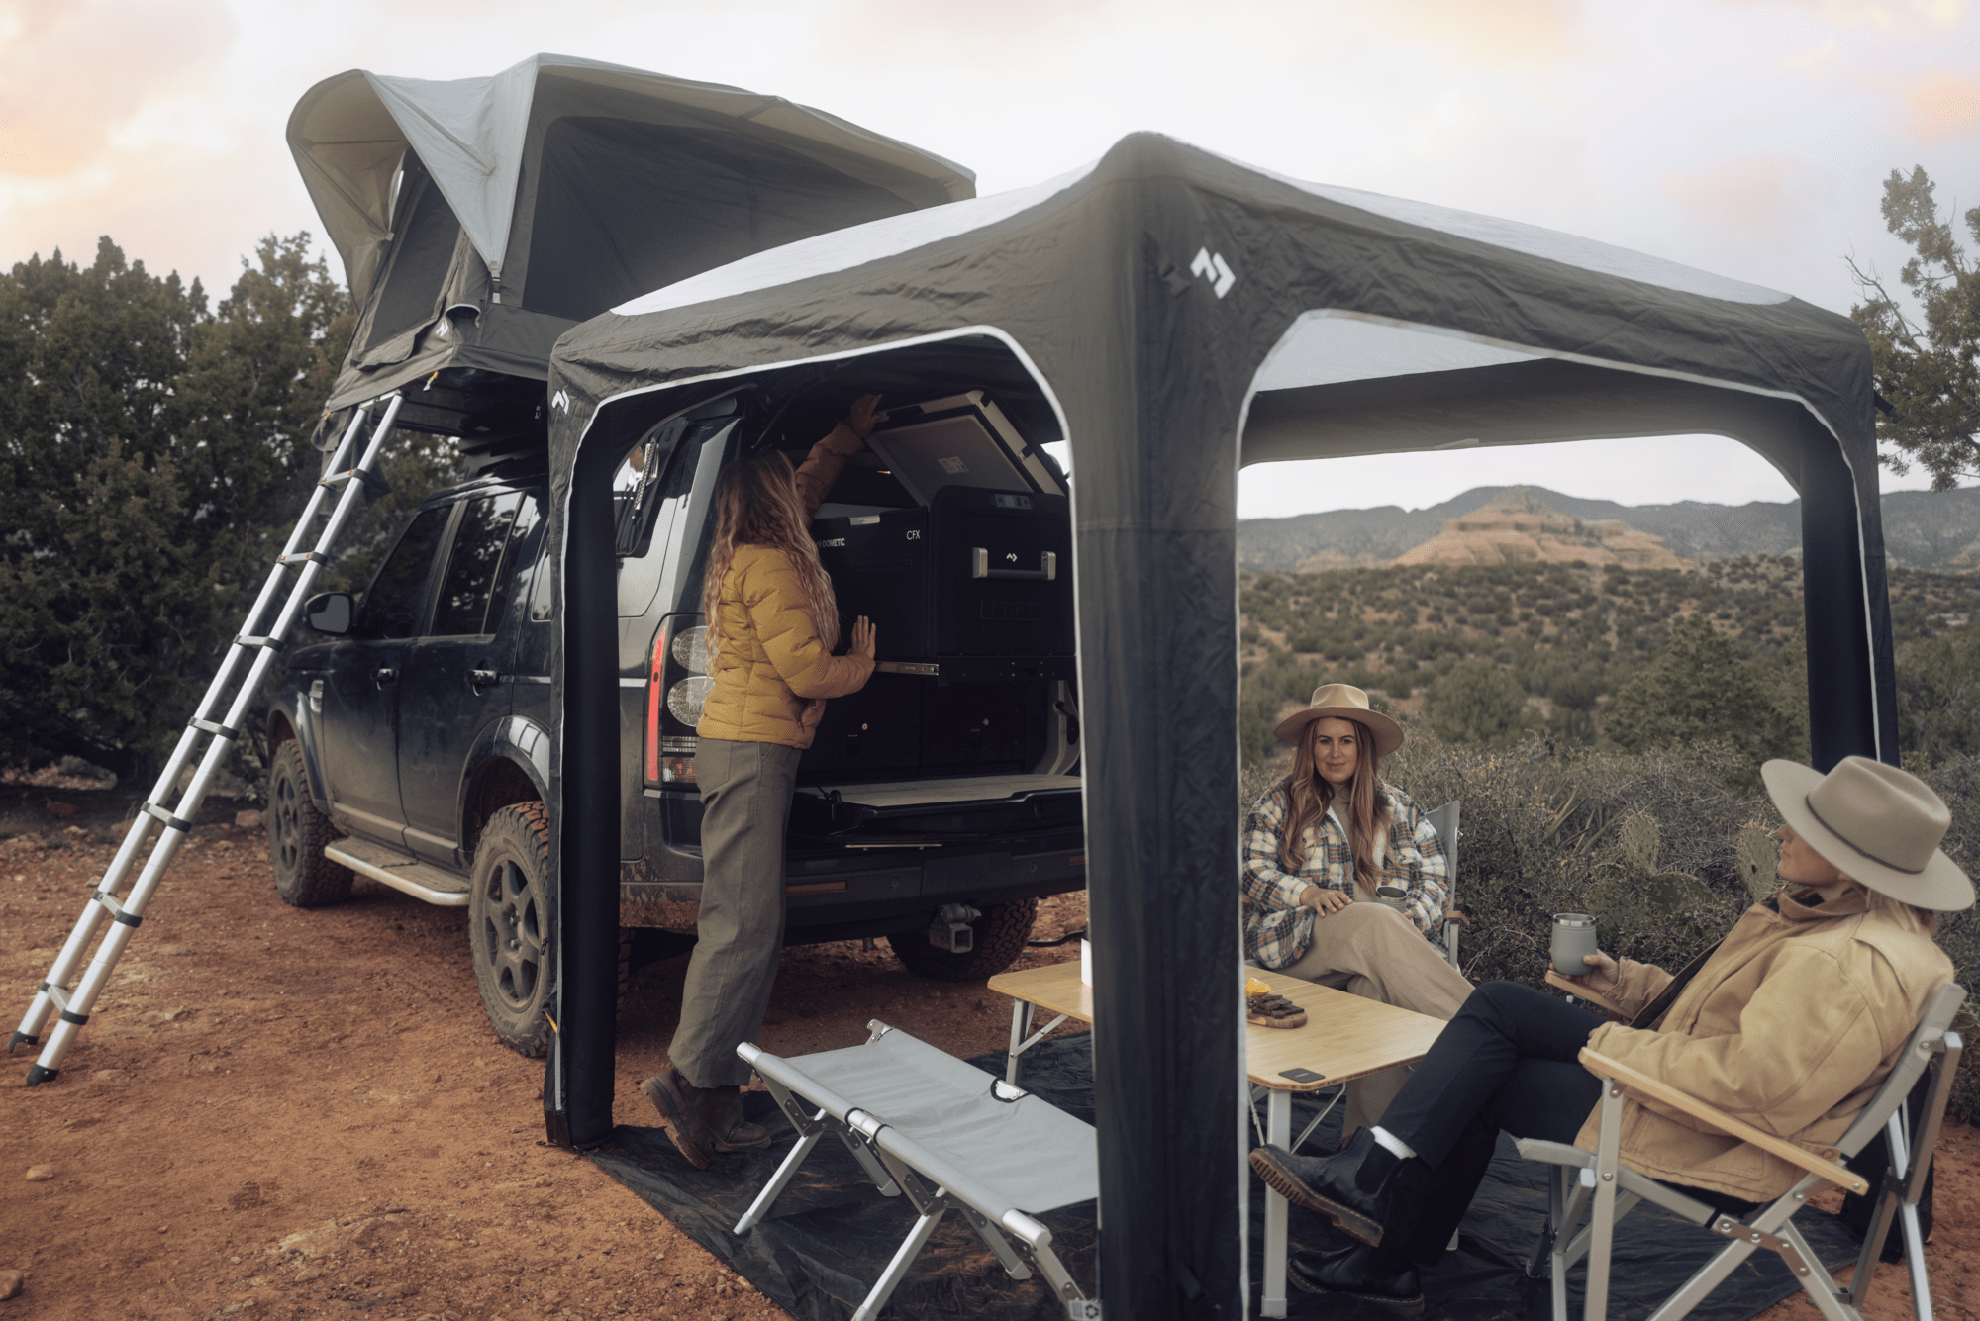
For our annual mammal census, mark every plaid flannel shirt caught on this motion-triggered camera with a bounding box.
[1240,777,1450,970]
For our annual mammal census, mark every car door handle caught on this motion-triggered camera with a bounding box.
[470,669,503,689]
[372,667,397,684]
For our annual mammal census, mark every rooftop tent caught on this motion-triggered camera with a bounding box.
[542,135,1891,1317]
[287,53,974,441]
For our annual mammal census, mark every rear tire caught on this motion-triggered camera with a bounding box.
[469,802,555,1057]
[887,897,1039,982]
[267,740,353,907]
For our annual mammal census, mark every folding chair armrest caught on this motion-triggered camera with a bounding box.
[1578,1048,1868,1195]
[1544,971,1631,1019]
[1515,1137,1593,1169]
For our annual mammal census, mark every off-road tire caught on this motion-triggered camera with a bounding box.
[887,897,1040,982]
[469,802,556,1057]
[267,740,353,907]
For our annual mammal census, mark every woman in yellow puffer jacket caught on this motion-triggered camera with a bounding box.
[642,395,881,1170]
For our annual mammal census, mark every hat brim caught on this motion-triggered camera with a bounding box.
[1761,760,1974,911]
[1273,705,1405,758]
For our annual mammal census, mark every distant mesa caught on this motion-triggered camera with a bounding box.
[1390,487,1686,570]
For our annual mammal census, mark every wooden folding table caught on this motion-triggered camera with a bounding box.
[987,959,1447,1318]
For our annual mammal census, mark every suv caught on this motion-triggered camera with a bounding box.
[264,386,1086,1055]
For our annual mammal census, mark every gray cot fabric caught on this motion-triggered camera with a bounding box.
[768,1028,1099,1217]
[669,736,802,1088]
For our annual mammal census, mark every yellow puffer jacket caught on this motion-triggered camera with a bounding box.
[696,545,874,748]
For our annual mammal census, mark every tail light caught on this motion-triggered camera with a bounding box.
[644,614,709,786]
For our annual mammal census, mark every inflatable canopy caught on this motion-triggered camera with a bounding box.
[542,134,1892,1317]
[288,53,974,434]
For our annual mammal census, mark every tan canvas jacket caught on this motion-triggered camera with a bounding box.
[695,424,874,749]
[1574,889,1951,1201]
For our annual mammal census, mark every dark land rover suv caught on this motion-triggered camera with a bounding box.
[264,384,1086,1055]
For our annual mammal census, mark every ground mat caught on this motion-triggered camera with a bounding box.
[588,1033,1867,1320]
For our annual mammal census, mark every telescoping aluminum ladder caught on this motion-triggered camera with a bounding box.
[8,394,407,1084]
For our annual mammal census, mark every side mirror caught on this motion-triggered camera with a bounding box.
[305,592,354,636]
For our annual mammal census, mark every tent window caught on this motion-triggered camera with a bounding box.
[521,117,907,323]
[366,157,464,350]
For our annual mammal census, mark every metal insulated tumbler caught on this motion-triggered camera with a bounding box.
[1550,913,1598,978]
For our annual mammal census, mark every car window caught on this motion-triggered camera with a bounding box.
[431,492,523,636]
[486,493,542,635]
[358,506,450,638]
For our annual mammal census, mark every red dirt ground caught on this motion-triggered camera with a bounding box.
[0,778,1972,1320]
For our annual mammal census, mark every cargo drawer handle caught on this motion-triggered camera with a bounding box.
[970,548,1057,581]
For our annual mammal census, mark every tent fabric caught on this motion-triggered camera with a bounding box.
[288,54,977,414]
[587,1033,1863,1321]
[541,133,1892,1317]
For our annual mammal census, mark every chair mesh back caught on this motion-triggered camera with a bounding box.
[1835,981,1966,1159]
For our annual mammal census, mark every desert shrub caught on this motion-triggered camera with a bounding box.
[1425,661,1533,747]
[1382,733,1762,988]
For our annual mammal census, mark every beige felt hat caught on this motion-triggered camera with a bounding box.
[1761,756,1974,912]
[1272,683,1405,758]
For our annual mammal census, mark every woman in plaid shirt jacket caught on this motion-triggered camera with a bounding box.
[1242,684,1472,1140]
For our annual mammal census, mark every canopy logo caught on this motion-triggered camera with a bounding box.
[1191,246,1237,298]
[551,389,571,412]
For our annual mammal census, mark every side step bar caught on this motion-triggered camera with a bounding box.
[324,839,471,907]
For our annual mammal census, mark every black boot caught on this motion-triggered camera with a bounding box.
[1248,1127,1403,1247]
[1288,1242,1424,1317]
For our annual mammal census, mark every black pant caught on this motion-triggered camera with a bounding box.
[1373,981,1758,1268]
[1375,981,1603,1265]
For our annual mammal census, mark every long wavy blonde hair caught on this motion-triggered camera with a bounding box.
[1280,716,1386,896]
[701,449,839,657]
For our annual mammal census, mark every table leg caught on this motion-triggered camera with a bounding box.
[1263,1089,1290,1318]
[1006,999,1029,1085]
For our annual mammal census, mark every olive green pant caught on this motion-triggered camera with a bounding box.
[668,736,801,1089]
[1279,901,1473,1143]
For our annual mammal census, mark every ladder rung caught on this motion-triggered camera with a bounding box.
[142,802,195,833]
[92,891,142,928]
[320,470,357,487]
[40,983,69,1013]
[278,550,328,567]
[190,718,240,742]
[235,634,286,653]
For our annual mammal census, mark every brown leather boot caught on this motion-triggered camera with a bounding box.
[709,1086,772,1152]
[640,1062,720,1170]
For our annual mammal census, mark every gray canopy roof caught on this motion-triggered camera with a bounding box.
[541,134,1890,1314]
[288,54,975,417]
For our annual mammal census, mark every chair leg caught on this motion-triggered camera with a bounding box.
[959,1204,1033,1280]
[733,1128,825,1234]
[1584,1083,1626,1321]
[1776,1219,1865,1321]
[1900,1201,1934,1321]
[853,1206,948,1321]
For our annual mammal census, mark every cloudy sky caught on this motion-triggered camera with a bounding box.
[3,0,1976,516]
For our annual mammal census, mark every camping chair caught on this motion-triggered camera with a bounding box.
[1424,800,1463,971]
[1515,981,1966,1321]
[734,1021,1095,1320]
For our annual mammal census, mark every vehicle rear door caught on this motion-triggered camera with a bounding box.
[320,505,450,846]
[397,489,527,866]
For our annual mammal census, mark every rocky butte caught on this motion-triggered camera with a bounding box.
[1389,486,1686,570]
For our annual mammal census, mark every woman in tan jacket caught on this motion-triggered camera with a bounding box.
[1249,756,1971,1316]
[642,396,881,1170]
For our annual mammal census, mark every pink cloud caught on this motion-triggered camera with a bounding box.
[1897,67,1980,140]
[1658,155,1811,236]
[0,0,235,178]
